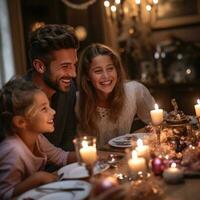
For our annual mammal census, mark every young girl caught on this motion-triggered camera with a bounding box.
[0,77,75,199]
[76,43,155,148]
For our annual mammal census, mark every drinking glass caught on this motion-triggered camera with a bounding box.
[73,136,97,177]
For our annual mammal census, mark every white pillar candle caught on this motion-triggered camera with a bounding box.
[135,139,150,160]
[163,163,183,184]
[80,141,97,166]
[128,150,146,173]
[150,103,164,125]
[194,99,200,117]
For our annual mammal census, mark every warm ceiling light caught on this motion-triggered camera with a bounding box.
[153,0,159,4]
[104,0,110,7]
[115,0,121,4]
[146,4,152,12]
[111,5,117,12]
[135,0,141,5]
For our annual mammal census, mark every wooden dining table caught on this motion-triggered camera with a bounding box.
[94,126,200,200]
[15,128,200,200]
[95,149,200,200]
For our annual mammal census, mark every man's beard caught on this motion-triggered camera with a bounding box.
[43,70,62,92]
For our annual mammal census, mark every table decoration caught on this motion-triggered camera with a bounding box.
[151,157,166,176]
[126,150,147,180]
[150,103,164,144]
[135,139,150,160]
[73,136,97,176]
[163,162,184,184]
[90,177,163,200]
[128,179,162,200]
[107,153,124,168]
[91,176,119,197]
[166,99,189,124]
[181,146,200,172]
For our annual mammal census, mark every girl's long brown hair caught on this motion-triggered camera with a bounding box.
[77,43,126,135]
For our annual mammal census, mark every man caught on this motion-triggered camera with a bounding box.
[24,24,79,151]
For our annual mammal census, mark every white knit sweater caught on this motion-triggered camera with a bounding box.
[76,81,155,148]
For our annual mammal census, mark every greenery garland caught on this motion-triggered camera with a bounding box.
[61,0,96,10]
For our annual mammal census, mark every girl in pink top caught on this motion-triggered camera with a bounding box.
[0,77,75,199]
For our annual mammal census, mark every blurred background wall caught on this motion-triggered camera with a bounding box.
[1,0,200,114]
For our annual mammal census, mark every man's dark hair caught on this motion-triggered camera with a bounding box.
[28,24,79,68]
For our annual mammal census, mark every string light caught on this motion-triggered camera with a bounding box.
[104,0,110,7]
[111,5,117,12]
[146,4,152,12]
[115,0,121,4]
[103,0,159,23]
[135,0,141,5]
[153,0,159,4]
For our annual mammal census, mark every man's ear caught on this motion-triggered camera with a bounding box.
[32,59,46,74]
[12,116,27,130]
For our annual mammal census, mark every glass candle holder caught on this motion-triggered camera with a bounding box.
[126,149,147,180]
[73,136,97,176]
[155,125,162,145]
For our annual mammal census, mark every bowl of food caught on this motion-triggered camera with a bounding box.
[165,110,189,124]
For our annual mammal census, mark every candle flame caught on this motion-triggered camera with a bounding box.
[171,162,176,168]
[154,103,159,110]
[153,0,158,4]
[165,155,169,160]
[131,150,138,159]
[137,139,143,147]
[135,0,141,5]
[197,99,200,105]
[82,140,88,148]
[104,1,110,8]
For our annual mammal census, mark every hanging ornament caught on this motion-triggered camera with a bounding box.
[61,0,96,10]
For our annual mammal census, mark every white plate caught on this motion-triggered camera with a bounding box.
[38,192,73,200]
[17,180,91,200]
[108,133,146,148]
[58,161,109,179]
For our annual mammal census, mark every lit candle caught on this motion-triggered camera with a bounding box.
[135,139,150,160]
[150,103,164,125]
[128,150,146,173]
[80,141,97,166]
[194,99,200,117]
[163,162,183,184]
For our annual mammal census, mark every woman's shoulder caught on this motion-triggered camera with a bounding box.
[124,80,145,92]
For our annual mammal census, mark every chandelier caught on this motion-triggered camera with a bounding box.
[103,0,159,23]
[61,0,96,10]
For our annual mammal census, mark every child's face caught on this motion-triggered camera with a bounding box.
[88,55,117,99]
[25,91,56,134]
